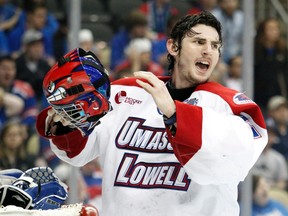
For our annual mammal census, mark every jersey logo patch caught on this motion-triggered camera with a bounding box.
[115,91,142,105]
[233,93,253,105]
[185,97,199,105]
[115,91,127,104]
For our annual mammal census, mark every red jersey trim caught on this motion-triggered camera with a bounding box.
[112,76,170,87]
[167,101,203,166]
[36,108,88,158]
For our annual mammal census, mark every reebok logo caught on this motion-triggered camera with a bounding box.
[115,91,142,105]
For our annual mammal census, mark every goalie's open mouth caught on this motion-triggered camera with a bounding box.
[195,60,210,72]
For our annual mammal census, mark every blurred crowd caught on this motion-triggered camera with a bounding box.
[0,0,288,215]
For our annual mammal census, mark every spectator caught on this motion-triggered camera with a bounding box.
[265,96,288,161]
[0,0,21,55]
[114,38,165,80]
[208,60,228,85]
[151,14,179,72]
[80,159,103,211]
[253,18,288,110]
[79,29,95,52]
[0,120,46,171]
[0,55,38,130]
[53,15,68,60]
[39,135,60,169]
[0,56,23,128]
[98,0,111,14]
[187,0,218,14]
[251,124,288,190]
[15,29,51,101]
[252,175,288,216]
[138,0,179,40]
[54,162,89,204]
[212,0,244,63]
[110,9,149,71]
[223,55,243,92]
[78,28,111,75]
[7,1,59,58]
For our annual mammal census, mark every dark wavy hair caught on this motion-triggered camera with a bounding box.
[167,11,222,74]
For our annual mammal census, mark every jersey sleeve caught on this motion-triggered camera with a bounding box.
[36,108,100,167]
[167,87,268,185]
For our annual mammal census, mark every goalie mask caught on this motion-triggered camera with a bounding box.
[43,48,111,132]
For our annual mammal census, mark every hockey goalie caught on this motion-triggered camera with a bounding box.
[0,167,98,216]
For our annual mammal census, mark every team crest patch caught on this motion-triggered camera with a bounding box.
[115,91,142,105]
[115,91,127,104]
[233,93,253,104]
[185,98,199,105]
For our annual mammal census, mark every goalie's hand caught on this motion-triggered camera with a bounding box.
[45,107,101,137]
[45,108,75,136]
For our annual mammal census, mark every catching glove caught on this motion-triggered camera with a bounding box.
[0,167,68,210]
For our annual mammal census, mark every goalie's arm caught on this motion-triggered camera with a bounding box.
[36,108,97,166]
[166,101,268,185]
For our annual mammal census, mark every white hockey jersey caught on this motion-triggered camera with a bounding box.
[37,77,268,216]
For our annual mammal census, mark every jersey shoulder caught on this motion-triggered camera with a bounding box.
[196,81,253,105]
[196,82,266,128]
[196,81,237,96]
[111,76,170,87]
